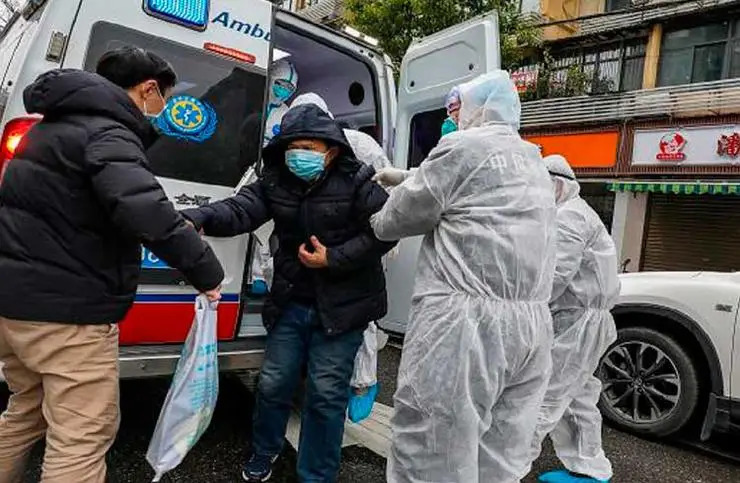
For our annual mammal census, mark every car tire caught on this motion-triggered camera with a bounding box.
[597,326,700,438]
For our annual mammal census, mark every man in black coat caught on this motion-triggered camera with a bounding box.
[183,104,395,483]
[0,47,223,482]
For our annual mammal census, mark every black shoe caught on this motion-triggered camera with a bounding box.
[241,453,277,482]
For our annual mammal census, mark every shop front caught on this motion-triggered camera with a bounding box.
[612,123,740,272]
[525,129,621,230]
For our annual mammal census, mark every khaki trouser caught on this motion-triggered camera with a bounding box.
[0,317,120,483]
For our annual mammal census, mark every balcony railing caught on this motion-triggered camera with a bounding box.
[520,78,740,128]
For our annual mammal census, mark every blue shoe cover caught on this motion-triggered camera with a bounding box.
[251,279,268,295]
[538,469,609,483]
[348,383,379,423]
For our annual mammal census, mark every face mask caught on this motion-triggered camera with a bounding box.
[272,84,293,103]
[285,149,326,181]
[143,85,166,120]
[441,117,458,137]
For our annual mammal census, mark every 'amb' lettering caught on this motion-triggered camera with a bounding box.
[211,11,270,41]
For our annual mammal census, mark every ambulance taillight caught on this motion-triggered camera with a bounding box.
[0,117,40,183]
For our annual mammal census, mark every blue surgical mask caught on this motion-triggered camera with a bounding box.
[441,117,458,137]
[272,84,293,102]
[285,149,326,181]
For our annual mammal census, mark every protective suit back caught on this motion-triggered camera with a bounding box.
[526,155,620,482]
[372,71,557,483]
[375,71,555,302]
[547,155,620,332]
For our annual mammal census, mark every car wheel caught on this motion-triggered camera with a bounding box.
[597,326,700,438]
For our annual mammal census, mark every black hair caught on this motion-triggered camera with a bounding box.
[96,46,177,93]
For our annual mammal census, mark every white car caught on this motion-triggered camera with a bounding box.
[599,271,740,439]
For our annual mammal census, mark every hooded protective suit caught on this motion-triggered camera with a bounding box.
[248,60,299,291]
[371,71,557,483]
[263,59,299,146]
[527,155,619,482]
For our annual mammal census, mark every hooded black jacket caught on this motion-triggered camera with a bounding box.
[0,70,224,324]
[184,105,395,335]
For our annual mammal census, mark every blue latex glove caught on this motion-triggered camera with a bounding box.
[348,383,379,424]
[539,469,609,483]
[251,279,268,295]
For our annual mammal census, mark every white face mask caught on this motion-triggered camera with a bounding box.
[143,85,166,119]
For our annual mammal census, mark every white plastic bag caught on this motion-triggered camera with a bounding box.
[146,295,219,482]
[350,322,378,388]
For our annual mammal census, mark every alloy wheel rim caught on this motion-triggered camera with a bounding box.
[598,341,681,424]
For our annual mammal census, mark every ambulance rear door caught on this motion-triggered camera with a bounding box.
[381,14,500,334]
[62,0,274,344]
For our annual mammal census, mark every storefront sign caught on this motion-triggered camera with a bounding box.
[717,132,740,158]
[525,131,619,168]
[633,126,740,166]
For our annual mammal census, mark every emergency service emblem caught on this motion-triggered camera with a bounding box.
[156,95,217,143]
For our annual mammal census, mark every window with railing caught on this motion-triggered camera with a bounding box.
[658,20,740,87]
[515,39,646,101]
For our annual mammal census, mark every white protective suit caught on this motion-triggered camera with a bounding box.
[263,59,299,146]
[371,71,557,483]
[248,60,299,289]
[527,155,620,481]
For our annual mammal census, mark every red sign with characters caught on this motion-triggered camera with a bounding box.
[717,132,740,158]
[656,132,687,161]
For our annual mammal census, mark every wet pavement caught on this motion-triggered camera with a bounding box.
[2,345,739,482]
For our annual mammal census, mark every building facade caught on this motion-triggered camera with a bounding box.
[519,0,740,273]
[291,0,740,273]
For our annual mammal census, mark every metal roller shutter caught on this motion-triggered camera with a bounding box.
[642,195,740,271]
[581,183,616,232]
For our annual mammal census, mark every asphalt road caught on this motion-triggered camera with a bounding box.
[2,345,739,482]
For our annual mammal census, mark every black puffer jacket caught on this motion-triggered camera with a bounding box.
[184,105,395,335]
[0,70,224,324]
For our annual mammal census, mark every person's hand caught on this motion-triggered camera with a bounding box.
[185,219,204,235]
[298,236,329,269]
[204,285,222,302]
[372,167,410,187]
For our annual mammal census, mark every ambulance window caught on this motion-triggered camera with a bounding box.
[84,22,266,187]
[407,108,447,169]
[272,23,380,142]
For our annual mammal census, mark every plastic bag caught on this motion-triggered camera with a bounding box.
[351,322,378,388]
[146,295,219,482]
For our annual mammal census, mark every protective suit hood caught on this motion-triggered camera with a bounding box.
[291,93,333,118]
[458,70,521,130]
[545,154,580,204]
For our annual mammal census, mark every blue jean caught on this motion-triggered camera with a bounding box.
[251,303,364,482]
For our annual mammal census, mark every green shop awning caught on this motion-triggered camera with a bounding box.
[607,182,740,195]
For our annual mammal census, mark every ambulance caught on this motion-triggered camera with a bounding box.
[0,0,499,384]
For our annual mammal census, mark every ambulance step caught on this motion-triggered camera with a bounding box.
[119,339,266,379]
